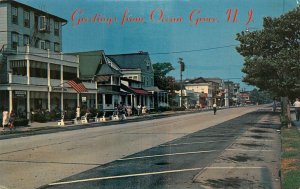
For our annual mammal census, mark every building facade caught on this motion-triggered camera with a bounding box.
[0,0,97,120]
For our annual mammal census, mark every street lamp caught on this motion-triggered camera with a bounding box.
[178,58,185,108]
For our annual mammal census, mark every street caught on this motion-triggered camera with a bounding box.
[0,106,281,189]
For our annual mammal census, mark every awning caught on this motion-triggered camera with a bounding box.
[129,87,150,95]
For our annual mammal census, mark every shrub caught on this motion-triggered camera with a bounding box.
[14,118,29,126]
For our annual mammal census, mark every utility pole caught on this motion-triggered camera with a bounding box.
[178,58,185,108]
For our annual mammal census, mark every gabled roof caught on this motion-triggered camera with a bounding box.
[70,50,121,80]
[96,63,122,76]
[107,52,152,72]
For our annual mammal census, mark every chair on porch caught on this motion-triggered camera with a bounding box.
[81,113,89,124]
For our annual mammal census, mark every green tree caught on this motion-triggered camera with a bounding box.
[153,62,181,106]
[236,6,300,127]
[153,62,179,90]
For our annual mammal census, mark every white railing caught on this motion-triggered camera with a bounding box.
[30,77,48,85]
[17,46,78,63]
[83,82,96,89]
[11,75,27,84]
[50,79,61,87]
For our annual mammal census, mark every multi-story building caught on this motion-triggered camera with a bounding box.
[107,52,154,88]
[0,0,97,120]
[184,77,219,107]
[107,52,168,109]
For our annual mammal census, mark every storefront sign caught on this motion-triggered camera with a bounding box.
[14,91,26,97]
[82,96,87,102]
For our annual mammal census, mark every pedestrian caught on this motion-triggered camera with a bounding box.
[137,104,141,116]
[2,108,9,130]
[213,103,217,115]
[293,98,300,121]
[8,110,15,130]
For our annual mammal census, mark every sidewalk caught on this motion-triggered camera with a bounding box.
[0,110,196,135]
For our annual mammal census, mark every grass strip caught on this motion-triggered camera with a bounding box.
[281,126,300,189]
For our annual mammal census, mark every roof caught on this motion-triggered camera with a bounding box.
[121,77,142,83]
[107,52,152,72]
[185,77,208,84]
[1,0,67,22]
[129,87,151,95]
[69,50,121,80]
[143,86,165,93]
[98,88,120,95]
[96,64,122,76]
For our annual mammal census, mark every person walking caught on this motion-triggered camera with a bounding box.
[2,109,9,130]
[293,98,300,121]
[213,103,217,115]
[9,110,15,130]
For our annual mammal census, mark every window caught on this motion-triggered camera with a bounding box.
[10,60,27,76]
[24,10,30,27]
[12,6,18,24]
[30,60,47,78]
[40,40,45,50]
[11,32,19,50]
[54,42,60,52]
[54,21,59,36]
[50,64,61,80]
[63,66,77,80]
[45,40,50,50]
[23,35,30,46]
[105,94,112,105]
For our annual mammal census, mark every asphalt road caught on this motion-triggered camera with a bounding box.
[40,110,281,189]
[0,106,280,189]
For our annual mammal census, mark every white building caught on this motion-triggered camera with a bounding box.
[0,0,97,120]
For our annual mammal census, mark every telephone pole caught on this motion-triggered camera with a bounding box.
[178,58,185,108]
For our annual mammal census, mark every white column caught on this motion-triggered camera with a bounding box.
[47,63,50,111]
[139,95,142,106]
[77,93,80,107]
[9,90,13,113]
[27,91,30,120]
[27,59,30,85]
[61,93,64,113]
[95,93,98,109]
[131,94,133,107]
[61,65,64,112]
[102,94,105,111]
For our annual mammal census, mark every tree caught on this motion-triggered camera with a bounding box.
[153,62,180,91]
[236,6,300,127]
[153,62,181,106]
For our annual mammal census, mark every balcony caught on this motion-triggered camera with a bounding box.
[11,75,27,85]
[17,46,78,63]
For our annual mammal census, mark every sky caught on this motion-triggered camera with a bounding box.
[19,0,298,90]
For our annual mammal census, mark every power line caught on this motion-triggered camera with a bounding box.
[1,44,238,57]
[149,44,237,55]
